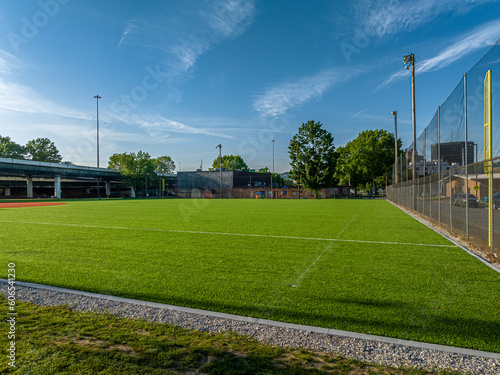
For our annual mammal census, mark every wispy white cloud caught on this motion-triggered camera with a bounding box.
[138,115,235,139]
[253,67,365,117]
[0,78,92,120]
[357,0,498,38]
[118,0,256,80]
[117,21,138,47]
[101,111,235,139]
[417,19,500,72]
[0,51,15,75]
[0,77,232,143]
[377,19,500,90]
[352,108,411,124]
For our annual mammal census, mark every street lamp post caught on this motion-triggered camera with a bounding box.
[272,139,275,199]
[94,95,101,197]
[216,144,222,198]
[403,53,416,209]
[391,111,398,184]
[294,140,300,199]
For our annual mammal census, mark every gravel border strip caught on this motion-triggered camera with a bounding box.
[1,280,499,374]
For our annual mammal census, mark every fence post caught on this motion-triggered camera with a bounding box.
[450,169,453,232]
[429,175,432,220]
[438,106,441,226]
[491,167,495,253]
[464,73,469,240]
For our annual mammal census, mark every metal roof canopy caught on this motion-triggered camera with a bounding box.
[0,158,121,180]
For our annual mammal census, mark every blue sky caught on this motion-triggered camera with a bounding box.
[1,0,500,172]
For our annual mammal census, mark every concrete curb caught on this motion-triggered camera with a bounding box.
[2,279,500,360]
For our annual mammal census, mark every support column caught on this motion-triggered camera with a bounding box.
[54,176,61,199]
[130,186,136,198]
[105,181,111,197]
[27,177,33,198]
[5,187,11,196]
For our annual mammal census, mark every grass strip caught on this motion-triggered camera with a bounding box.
[0,297,464,374]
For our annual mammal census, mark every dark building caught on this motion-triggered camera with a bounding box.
[431,141,475,165]
[177,171,272,190]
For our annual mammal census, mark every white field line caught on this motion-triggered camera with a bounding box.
[0,219,457,248]
[291,203,368,287]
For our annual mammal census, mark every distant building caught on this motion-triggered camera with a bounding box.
[177,170,272,190]
[431,141,475,165]
[406,149,424,163]
[413,160,453,177]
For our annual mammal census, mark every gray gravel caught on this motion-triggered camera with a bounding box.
[1,282,499,374]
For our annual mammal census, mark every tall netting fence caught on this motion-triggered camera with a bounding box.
[387,39,500,259]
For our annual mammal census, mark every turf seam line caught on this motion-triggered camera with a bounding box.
[291,203,367,287]
[2,279,499,360]
[0,219,457,248]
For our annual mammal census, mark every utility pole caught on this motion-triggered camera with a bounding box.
[216,144,222,198]
[391,111,398,184]
[403,53,416,210]
[272,139,275,199]
[294,140,300,199]
[94,95,101,198]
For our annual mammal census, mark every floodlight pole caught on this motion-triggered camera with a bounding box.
[294,140,300,199]
[94,95,101,198]
[216,144,222,198]
[403,53,416,210]
[391,111,398,184]
[272,139,275,199]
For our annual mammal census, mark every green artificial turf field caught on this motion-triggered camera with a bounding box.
[1,199,499,353]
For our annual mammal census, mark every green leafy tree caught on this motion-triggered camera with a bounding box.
[335,129,402,194]
[255,167,289,187]
[209,155,249,171]
[288,120,337,196]
[25,137,63,163]
[272,173,289,186]
[153,156,175,174]
[0,135,26,159]
[108,151,156,192]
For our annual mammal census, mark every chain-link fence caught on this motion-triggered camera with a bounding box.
[388,158,500,257]
[387,38,500,259]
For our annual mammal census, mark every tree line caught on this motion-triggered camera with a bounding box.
[0,134,175,193]
[107,152,175,193]
[2,120,403,196]
[204,120,403,195]
[0,135,63,163]
[288,120,403,195]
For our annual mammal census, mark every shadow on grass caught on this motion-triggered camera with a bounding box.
[122,291,500,354]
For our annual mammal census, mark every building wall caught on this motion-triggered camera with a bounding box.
[232,171,272,187]
[430,141,475,165]
[177,171,273,190]
[177,171,234,190]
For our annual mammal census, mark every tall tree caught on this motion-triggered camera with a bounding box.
[288,120,337,196]
[209,155,249,171]
[25,137,63,163]
[153,156,175,174]
[108,151,156,191]
[335,129,402,193]
[0,135,26,159]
